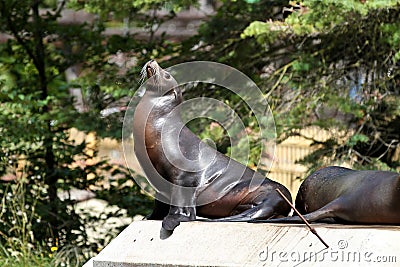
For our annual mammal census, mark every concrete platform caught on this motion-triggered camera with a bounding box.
[83,221,400,267]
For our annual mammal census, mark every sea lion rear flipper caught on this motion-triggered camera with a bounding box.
[251,201,340,223]
[211,205,275,222]
[211,193,292,222]
[206,207,290,223]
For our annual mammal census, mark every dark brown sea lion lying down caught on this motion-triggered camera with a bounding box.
[261,166,400,224]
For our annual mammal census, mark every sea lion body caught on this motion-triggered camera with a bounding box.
[133,60,291,230]
[267,166,400,224]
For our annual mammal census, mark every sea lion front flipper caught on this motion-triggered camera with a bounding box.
[146,199,170,220]
[162,206,196,231]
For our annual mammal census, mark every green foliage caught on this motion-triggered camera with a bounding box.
[239,0,400,171]
[0,0,106,249]
[68,0,196,19]
[243,0,400,38]
[0,176,81,267]
[347,134,369,147]
[0,247,54,267]
[0,0,152,264]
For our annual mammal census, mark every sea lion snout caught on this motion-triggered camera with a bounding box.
[146,60,158,78]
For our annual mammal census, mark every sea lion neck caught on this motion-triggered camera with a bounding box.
[140,89,182,116]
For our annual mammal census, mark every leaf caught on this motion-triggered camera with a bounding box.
[347,134,369,147]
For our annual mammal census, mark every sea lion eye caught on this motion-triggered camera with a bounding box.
[165,72,171,79]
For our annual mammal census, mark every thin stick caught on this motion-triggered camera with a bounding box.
[276,188,329,248]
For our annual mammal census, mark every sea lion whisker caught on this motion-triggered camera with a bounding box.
[139,63,148,84]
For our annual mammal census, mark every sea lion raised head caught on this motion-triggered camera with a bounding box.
[141,60,182,100]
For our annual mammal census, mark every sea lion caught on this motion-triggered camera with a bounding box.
[133,60,292,231]
[264,166,400,224]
